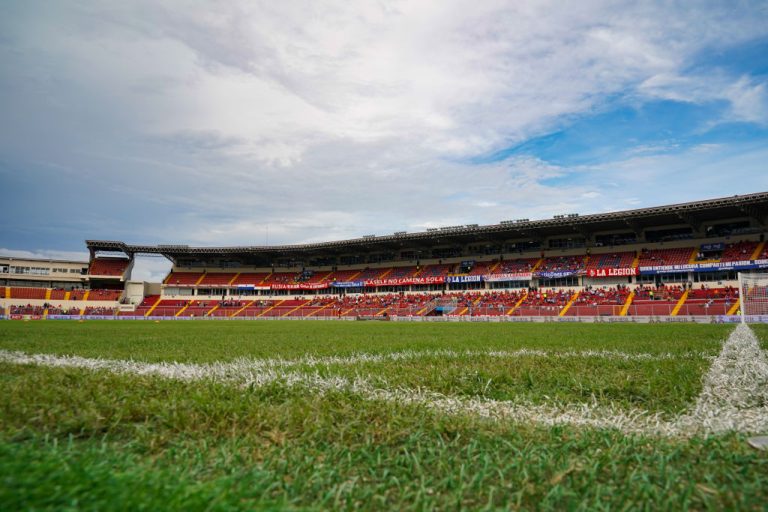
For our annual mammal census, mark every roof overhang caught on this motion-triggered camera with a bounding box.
[86,191,768,261]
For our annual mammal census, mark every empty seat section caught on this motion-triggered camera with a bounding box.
[50,289,68,300]
[720,241,759,262]
[89,258,129,276]
[232,300,274,318]
[586,251,635,270]
[495,258,539,273]
[637,247,693,266]
[299,270,335,284]
[355,268,390,281]
[180,300,213,317]
[417,264,452,277]
[231,273,271,286]
[9,287,47,300]
[326,269,364,282]
[386,266,418,279]
[166,271,204,285]
[537,256,586,273]
[121,295,160,316]
[88,289,122,301]
[467,261,496,275]
[261,299,305,317]
[261,272,300,285]
[69,289,88,300]
[198,273,237,286]
[151,299,189,316]
[629,301,675,316]
[203,299,247,317]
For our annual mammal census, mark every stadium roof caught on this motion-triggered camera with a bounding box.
[87,192,768,262]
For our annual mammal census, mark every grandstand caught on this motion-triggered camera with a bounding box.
[2,192,767,320]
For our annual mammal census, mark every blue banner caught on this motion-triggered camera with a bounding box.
[640,258,768,275]
[536,270,579,279]
[332,281,364,288]
[446,275,482,283]
[700,242,724,251]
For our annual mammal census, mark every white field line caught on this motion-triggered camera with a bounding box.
[0,327,765,436]
[0,349,677,435]
[279,348,713,368]
[0,347,709,373]
[676,324,768,434]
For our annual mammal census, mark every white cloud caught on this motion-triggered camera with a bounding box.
[0,248,88,262]
[0,1,767,252]
[130,256,172,283]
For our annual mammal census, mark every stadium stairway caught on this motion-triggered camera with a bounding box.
[558,291,581,317]
[505,292,528,315]
[670,290,690,316]
[752,241,767,260]
[619,291,635,316]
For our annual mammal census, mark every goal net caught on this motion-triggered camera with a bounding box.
[738,272,768,323]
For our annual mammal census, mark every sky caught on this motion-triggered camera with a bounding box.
[1,1,768,281]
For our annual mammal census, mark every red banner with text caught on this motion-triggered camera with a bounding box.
[586,267,639,278]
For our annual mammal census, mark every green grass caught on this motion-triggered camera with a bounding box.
[2,320,763,510]
[0,320,730,361]
[319,354,710,414]
[751,324,768,349]
[1,364,766,511]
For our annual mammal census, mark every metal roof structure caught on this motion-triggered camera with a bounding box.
[86,192,768,264]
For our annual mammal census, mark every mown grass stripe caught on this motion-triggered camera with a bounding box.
[2,325,765,437]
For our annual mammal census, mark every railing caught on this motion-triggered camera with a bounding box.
[11,302,736,319]
[134,302,735,318]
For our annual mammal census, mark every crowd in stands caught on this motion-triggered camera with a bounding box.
[575,285,631,306]
[47,306,81,315]
[536,256,585,273]
[634,284,687,301]
[83,306,117,315]
[0,281,750,318]
[9,305,45,315]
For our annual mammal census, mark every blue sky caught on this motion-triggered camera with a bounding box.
[1,1,768,280]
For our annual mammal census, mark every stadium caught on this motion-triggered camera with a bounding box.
[3,193,768,508]
[3,2,768,509]
[2,192,767,322]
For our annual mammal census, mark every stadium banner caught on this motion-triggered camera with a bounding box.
[700,242,725,252]
[270,282,330,290]
[640,258,768,274]
[483,272,532,282]
[586,267,639,278]
[9,314,43,320]
[536,270,579,279]
[236,284,271,290]
[332,281,365,288]
[446,275,482,283]
[364,276,446,287]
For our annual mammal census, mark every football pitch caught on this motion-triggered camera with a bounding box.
[1,321,767,510]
